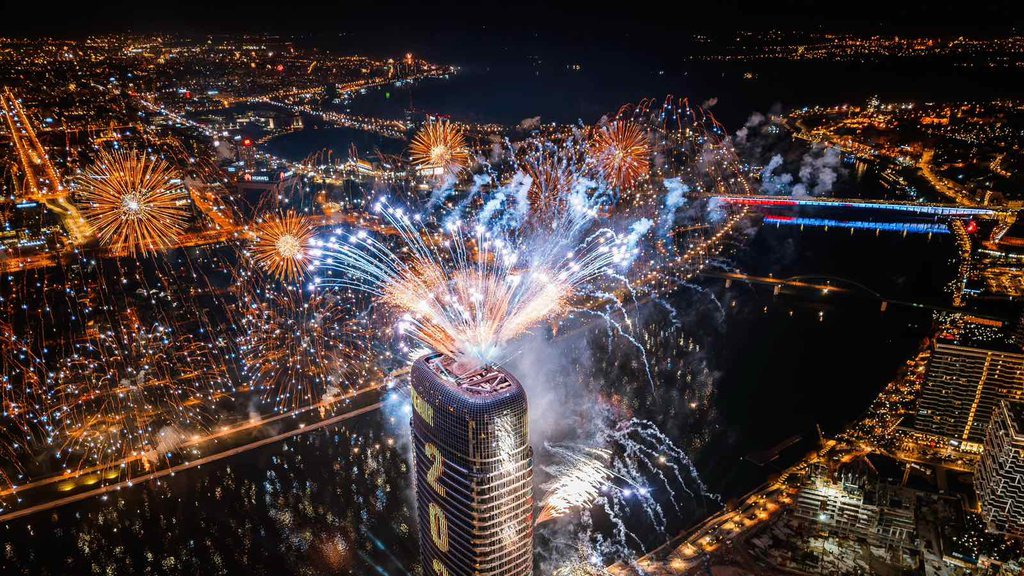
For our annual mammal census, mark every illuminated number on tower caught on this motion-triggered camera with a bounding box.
[425,443,445,496]
[432,559,450,576]
[428,502,449,552]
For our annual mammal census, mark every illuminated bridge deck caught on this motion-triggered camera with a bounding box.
[714,195,1008,218]
[764,215,950,235]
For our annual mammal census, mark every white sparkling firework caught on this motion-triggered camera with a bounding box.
[315,198,645,367]
[537,419,718,559]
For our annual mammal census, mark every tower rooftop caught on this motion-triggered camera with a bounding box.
[423,354,516,395]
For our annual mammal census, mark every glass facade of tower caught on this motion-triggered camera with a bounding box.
[914,340,1024,447]
[410,354,534,576]
[976,401,1024,538]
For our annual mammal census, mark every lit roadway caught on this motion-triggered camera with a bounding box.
[1,87,63,199]
[917,149,974,206]
[0,88,94,246]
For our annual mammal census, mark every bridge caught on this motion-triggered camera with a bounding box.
[699,270,1004,319]
[715,194,1019,243]
[762,215,950,235]
[713,194,1011,218]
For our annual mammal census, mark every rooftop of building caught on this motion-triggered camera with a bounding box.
[423,353,518,396]
[934,312,1021,353]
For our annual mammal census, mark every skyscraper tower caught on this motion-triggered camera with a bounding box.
[976,400,1024,538]
[914,336,1024,449]
[410,353,534,576]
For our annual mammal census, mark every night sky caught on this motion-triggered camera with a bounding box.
[1,0,1021,38]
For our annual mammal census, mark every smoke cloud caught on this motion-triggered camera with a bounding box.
[519,116,542,132]
[761,144,843,197]
[659,178,690,236]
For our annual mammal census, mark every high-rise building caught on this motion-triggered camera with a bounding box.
[975,401,1024,538]
[410,353,534,576]
[236,137,256,168]
[794,464,915,552]
[913,335,1024,449]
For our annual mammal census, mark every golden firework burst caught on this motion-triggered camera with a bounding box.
[589,120,650,190]
[45,316,226,472]
[76,149,189,256]
[409,120,471,177]
[237,287,376,412]
[523,152,576,226]
[250,212,316,283]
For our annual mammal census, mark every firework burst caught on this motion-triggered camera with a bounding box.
[316,199,645,367]
[249,211,316,283]
[42,315,228,472]
[589,121,650,191]
[237,284,377,412]
[537,446,616,524]
[409,120,471,177]
[523,150,578,227]
[76,149,190,256]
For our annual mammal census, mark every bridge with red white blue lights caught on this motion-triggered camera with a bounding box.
[712,195,1010,219]
[762,215,951,235]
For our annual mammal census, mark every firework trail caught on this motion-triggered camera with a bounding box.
[550,543,611,576]
[537,445,618,524]
[0,324,46,497]
[235,280,378,413]
[40,313,228,471]
[75,149,190,256]
[537,419,716,558]
[0,210,246,482]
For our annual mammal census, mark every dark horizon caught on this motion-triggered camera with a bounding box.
[1,0,1021,38]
